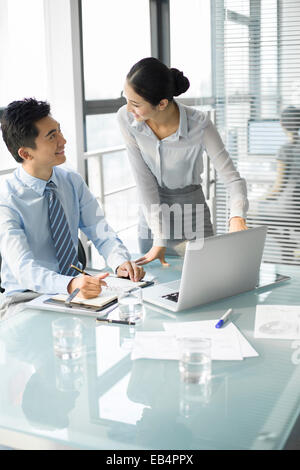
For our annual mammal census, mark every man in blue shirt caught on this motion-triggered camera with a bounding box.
[0,98,144,300]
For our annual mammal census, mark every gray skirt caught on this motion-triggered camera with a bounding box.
[138,184,214,256]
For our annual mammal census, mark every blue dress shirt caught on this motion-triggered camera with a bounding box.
[0,166,130,295]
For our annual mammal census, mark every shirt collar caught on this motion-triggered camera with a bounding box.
[130,116,150,135]
[17,166,58,196]
[129,99,188,140]
[176,101,188,139]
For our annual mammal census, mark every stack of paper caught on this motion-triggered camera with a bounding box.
[132,331,180,361]
[131,320,258,361]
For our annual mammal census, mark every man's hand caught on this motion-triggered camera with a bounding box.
[229,216,248,233]
[134,246,170,267]
[67,272,109,299]
[116,261,145,282]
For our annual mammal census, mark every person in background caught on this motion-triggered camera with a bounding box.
[117,57,248,267]
[258,106,300,260]
[0,98,144,315]
[266,106,300,203]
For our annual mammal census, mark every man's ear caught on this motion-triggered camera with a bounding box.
[18,147,32,162]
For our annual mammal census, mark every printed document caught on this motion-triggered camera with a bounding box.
[131,320,258,361]
[254,305,300,340]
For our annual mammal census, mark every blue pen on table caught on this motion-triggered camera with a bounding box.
[215,308,233,329]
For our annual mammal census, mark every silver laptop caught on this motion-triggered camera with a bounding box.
[143,226,268,312]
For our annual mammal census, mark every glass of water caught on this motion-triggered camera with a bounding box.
[179,380,212,417]
[52,317,83,360]
[54,355,85,392]
[178,337,211,384]
[118,287,143,322]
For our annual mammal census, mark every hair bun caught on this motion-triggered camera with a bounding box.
[170,68,190,96]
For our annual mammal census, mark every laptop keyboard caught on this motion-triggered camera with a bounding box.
[162,292,179,302]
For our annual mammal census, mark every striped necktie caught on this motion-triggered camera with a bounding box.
[45,181,81,276]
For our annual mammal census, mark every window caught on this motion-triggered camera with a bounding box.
[260,0,279,118]
[81,0,151,101]
[170,0,212,98]
[85,114,125,150]
[81,0,151,263]
[213,0,300,265]
[0,0,48,172]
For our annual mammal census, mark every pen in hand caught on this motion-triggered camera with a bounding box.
[70,264,92,276]
[215,308,233,329]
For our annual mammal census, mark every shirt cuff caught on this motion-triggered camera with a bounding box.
[108,255,131,275]
[230,199,248,220]
[229,210,247,220]
[153,237,167,247]
[54,275,75,295]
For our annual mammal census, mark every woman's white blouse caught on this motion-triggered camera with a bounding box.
[117,101,249,246]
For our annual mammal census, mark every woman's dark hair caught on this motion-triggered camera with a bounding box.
[0,98,50,163]
[126,57,190,106]
[280,106,300,132]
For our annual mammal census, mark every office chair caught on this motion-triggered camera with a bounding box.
[0,239,87,294]
[77,238,87,270]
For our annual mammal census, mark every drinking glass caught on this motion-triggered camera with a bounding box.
[52,317,83,360]
[178,337,211,384]
[118,287,143,322]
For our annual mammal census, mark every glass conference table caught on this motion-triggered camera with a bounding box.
[0,257,299,450]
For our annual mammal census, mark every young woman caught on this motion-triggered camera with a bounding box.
[117,57,248,266]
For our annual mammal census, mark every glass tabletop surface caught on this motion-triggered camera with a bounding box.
[0,258,299,450]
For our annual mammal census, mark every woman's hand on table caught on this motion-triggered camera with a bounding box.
[134,246,170,267]
[229,216,248,233]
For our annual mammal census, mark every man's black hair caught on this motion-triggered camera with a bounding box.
[0,98,50,163]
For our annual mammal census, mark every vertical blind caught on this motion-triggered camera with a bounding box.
[213,0,300,265]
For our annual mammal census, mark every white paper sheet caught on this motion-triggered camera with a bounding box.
[164,320,246,361]
[254,305,300,339]
[131,320,259,361]
[131,332,180,361]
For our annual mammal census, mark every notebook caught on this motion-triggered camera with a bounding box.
[25,277,154,316]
